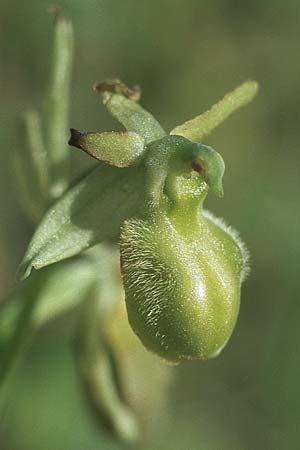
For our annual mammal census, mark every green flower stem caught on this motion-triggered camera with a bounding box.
[170,80,258,142]
[46,9,73,198]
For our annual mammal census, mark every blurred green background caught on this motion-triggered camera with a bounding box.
[1,0,300,449]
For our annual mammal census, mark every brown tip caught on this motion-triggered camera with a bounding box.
[68,128,83,149]
[93,79,141,101]
[93,79,121,93]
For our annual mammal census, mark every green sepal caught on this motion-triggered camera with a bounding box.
[94,79,166,144]
[18,164,145,280]
[15,109,50,223]
[170,80,258,142]
[69,129,145,167]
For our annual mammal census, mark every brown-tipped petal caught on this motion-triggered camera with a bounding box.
[69,130,146,168]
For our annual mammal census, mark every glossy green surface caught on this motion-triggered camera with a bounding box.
[121,214,244,362]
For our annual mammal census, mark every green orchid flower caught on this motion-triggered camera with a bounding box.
[18,78,257,362]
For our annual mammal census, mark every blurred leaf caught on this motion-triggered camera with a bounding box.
[18,164,145,280]
[75,293,140,445]
[46,9,74,198]
[15,109,49,223]
[170,80,258,142]
[0,256,100,388]
[107,301,172,439]
[69,129,145,167]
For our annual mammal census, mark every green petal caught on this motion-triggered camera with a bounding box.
[94,80,166,144]
[18,164,145,280]
[170,80,258,142]
[69,129,145,167]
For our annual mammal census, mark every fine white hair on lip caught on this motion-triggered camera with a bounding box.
[202,209,251,282]
[120,218,176,331]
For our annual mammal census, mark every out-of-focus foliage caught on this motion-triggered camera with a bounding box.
[0,1,299,449]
